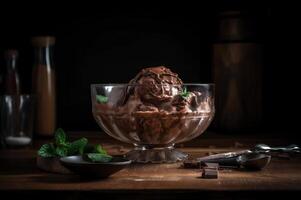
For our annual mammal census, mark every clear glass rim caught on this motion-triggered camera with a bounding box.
[91,83,215,87]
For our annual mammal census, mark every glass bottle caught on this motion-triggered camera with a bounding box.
[32,36,56,136]
[212,11,263,132]
[4,50,20,95]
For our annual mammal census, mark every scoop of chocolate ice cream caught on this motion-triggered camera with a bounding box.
[129,66,183,105]
[94,66,213,145]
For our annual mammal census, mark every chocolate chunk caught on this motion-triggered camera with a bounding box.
[201,168,218,179]
[200,162,219,179]
[202,162,219,170]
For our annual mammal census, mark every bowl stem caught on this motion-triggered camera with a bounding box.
[126,144,188,163]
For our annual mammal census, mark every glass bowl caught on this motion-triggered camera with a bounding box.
[91,84,215,163]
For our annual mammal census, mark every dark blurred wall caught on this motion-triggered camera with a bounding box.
[0,1,300,134]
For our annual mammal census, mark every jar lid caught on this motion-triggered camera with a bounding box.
[31,36,56,47]
[215,10,258,42]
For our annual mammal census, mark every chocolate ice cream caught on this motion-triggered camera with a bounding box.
[94,66,213,145]
[129,66,183,105]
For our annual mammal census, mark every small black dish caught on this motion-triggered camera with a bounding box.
[60,155,131,178]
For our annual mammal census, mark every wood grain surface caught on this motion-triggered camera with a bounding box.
[0,132,300,199]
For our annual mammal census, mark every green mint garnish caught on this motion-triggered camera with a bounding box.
[38,143,56,158]
[84,153,112,163]
[180,87,190,98]
[82,144,107,154]
[55,146,68,157]
[55,128,67,145]
[94,144,108,154]
[37,128,110,159]
[68,138,88,155]
[96,95,108,104]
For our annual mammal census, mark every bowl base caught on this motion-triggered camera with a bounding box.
[126,145,188,163]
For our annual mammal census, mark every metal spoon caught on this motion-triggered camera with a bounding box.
[237,153,271,170]
[194,144,299,170]
[201,152,271,170]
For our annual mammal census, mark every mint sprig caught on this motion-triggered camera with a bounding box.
[94,144,107,154]
[55,146,68,157]
[68,138,88,155]
[38,143,56,158]
[84,153,112,163]
[180,87,190,98]
[96,95,108,104]
[55,128,67,145]
[37,128,109,159]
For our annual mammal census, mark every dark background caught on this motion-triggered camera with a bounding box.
[0,1,300,135]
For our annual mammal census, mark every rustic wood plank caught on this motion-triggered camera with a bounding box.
[0,133,301,193]
[1,151,301,191]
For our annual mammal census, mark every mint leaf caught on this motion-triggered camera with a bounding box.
[38,143,56,158]
[55,146,68,157]
[55,128,67,145]
[60,142,71,149]
[68,138,88,155]
[180,87,190,98]
[94,144,107,154]
[82,144,107,154]
[96,95,108,104]
[84,153,112,163]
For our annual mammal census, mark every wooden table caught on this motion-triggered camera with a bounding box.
[1,132,301,199]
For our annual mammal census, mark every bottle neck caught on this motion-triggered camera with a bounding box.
[34,46,54,67]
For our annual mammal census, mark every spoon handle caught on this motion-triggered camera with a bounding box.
[200,156,241,167]
[269,144,300,153]
[196,150,250,162]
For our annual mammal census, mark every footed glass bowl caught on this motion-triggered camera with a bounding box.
[91,84,214,163]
